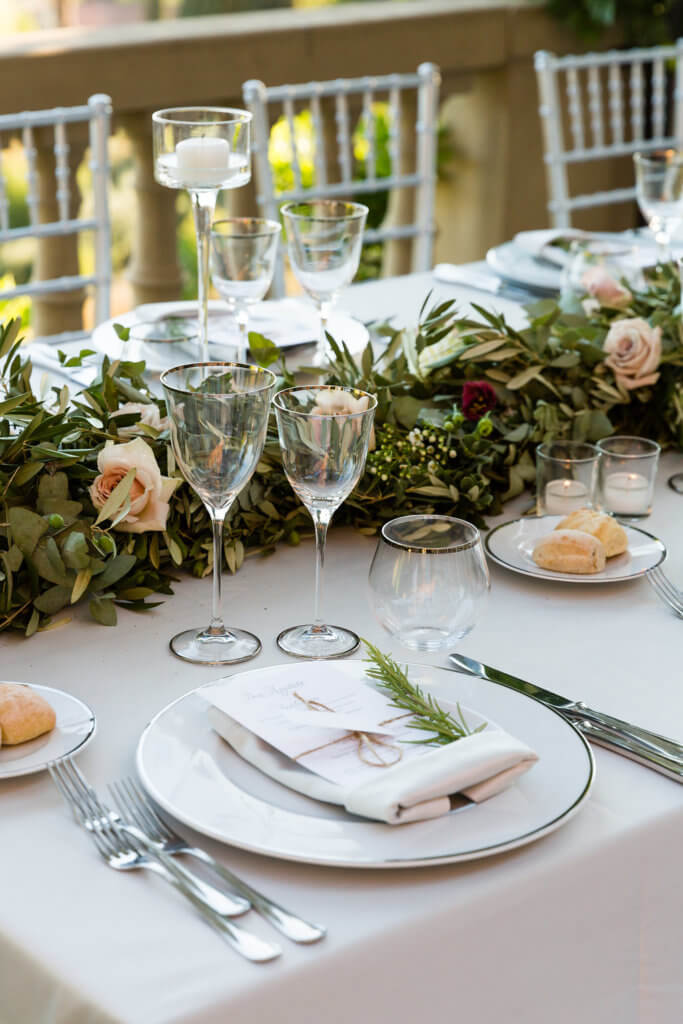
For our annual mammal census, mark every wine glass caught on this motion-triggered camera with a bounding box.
[160,362,275,665]
[281,200,368,364]
[273,385,377,659]
[368,516,490,652]
[561,239,642,306]
[152,108,252,364]
[634,149,683,265]
[210,217,280,362]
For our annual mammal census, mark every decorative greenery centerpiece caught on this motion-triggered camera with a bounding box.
[1,262,681,636]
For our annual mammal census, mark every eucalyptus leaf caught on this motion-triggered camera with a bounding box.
[8,507,49,557]
[33,585,72,615]
[89,596,117,626]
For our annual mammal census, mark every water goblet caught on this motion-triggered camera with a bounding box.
[273,385,377,659]
[634,149,683,266]
[161,362,275,665]
[368,516,490,653]
[152,108,252,364]
[210,217,280,362]
[281,200,368,364]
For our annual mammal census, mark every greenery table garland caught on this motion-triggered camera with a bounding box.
[1,264,681,636]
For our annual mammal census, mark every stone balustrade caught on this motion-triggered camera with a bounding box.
[0,0,625,336]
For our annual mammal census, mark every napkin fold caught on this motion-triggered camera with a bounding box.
[208,706,538,826]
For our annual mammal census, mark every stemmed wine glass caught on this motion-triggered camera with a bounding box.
[210,217,280,362]
[161,362,275,665]
[634,150,683,265]
[281,200,368,364]
[273,385,377,658]
[368,516,490,652]
[152,108,252,364]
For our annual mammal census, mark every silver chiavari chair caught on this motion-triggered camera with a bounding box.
[242,64,440,296]
[0,93,112,345]
[534,43,683,227]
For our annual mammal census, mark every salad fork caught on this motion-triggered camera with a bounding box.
[51,757,250,918]
[108,776,326,945]
[647,566,683,618]
[48,760,280,962]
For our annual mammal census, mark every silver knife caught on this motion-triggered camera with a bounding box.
[449,654,683,783]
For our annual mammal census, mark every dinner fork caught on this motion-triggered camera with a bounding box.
[55,758,250,918]
[48,760,280,961]
[647,566,683,619]
[108,776,326,944]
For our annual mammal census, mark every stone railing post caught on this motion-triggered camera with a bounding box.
[381,94,416,278]
[32,126,87,339]
[121,112,183,306]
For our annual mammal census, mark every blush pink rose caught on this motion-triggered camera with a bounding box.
[110,401,168,440]
[581,266,632,308]
[89,436,177,533]
[603,318,662,391]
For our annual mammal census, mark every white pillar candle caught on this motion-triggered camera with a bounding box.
[543,478,590,514]
[602,471,650,515]
[175,136,231,188]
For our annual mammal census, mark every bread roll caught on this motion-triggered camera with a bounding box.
[0,683,56,745]
[532,529,606,574]
[556,509,628,558]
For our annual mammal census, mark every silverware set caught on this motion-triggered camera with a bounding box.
[49,757,325,961]
[647,565,683,619]
[449,654,683,783]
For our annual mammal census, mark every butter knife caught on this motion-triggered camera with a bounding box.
[449,654,683,783]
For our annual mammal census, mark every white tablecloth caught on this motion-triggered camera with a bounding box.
[1,273,682,1024]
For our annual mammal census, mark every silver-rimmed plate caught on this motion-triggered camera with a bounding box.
[486,515,666,584]
[0,684,96,780]
[486,242,561,295]
[136,661,594,869]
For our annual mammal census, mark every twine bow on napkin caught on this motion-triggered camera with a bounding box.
[291,692,407,768]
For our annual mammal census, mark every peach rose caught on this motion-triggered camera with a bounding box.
[581,266,632,308]
[110,402,168,440]
[89,436,177,533]
[603,318,662,391]
[311,388,376,450]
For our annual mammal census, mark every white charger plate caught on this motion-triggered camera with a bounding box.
[91,299,369,373]
[136,661,594,869]
[486,515,666,583]
[0,684,96,780]
[486,242,561,295]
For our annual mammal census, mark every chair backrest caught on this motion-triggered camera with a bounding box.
[534,44,683,227]
[242,64,440,296]
[0,93,112,344]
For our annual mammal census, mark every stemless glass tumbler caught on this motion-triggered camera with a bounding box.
[161,362,275,665]
[368,516,490,652]
[152,108,252,363]
[273,385,377,659]
[281,200,368,364]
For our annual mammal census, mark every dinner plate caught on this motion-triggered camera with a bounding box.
[136,661,594,869]
[0,684,96,780]
[486,242,562,295]
[91,299,369,373]
[486,514,666,583]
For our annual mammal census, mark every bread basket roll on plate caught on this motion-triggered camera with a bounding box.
[532,529,606,574]
[0,683,56,745]
[555,509,628,558]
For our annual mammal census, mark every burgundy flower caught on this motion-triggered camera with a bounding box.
[462,380,497,421]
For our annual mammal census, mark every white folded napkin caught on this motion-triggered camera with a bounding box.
[432,263,507,292]
[209,705,538,826]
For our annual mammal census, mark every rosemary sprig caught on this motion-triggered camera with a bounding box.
[362,640,486,746]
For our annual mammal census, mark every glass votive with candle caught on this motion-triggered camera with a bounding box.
[536,441,599,515]
[597,436,660,519]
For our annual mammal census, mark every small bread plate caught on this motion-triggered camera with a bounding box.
[136,660,594,869]
[485,241,561,295]
[0,684,96,780]
[485,515,666,584]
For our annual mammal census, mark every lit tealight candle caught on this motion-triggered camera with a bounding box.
[602,471,650,516]
[543,478,590,514]
[175,136,231,188]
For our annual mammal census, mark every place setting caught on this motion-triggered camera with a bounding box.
[2,75,683,1017]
